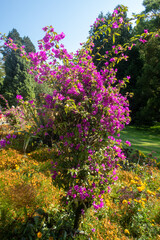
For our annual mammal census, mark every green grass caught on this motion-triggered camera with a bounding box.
[119,125,160,162]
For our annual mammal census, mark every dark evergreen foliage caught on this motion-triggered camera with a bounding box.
[0,58,5,91]
[1,29,36,106]
[134,37,160,125]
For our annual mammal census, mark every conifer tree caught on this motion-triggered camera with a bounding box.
[1,29,36,106]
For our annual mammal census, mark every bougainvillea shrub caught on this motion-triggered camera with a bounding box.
[0,5,159,233]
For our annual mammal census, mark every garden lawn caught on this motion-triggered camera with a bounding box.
[119,125,160,162]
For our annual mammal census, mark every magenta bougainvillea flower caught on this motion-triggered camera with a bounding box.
[16,95,23,100]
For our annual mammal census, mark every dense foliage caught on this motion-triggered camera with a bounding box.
[0,29,36,106]
[0,58,5,92]
[0,138,160,239]
[89,1,160,125]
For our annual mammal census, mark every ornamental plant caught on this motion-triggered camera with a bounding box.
[0,5,159,236]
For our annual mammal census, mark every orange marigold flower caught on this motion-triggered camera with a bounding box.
[37,232,42,238]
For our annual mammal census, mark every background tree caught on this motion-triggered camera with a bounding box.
[1,29,36,106]
[133,37,160,125]
[131,0,160,125]
[143,0,160,14]
[133,0,160,35]
[0,58,5,92]
[89,6,131,70]
[89,3,160,126]
[88,6,144,123]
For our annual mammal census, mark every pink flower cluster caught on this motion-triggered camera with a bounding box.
[0,134,16,148]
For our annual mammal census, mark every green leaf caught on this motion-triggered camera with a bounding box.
[23,134,31,153]
[108,27,111,34]
[103,38,108,43]
[136,18,140,25]
[24,207,28,221]
[113,34,115,44]
[63,231,67,239]
[115,32,120,36]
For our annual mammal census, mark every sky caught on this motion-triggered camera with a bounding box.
[0,0,145,53]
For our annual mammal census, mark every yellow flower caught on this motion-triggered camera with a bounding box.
[105,199,111,207]
[124,229,130,235]
[147,190,156,195]
[137,185,145,192]
[131,180,136,184]
[122,199,128,204]
[142,198,147,202]
[141,201,145,208]
[37,232,42,238]
[134,176,139,181]
[147,190,152,194]
[137,187,142,192]
[15,164,19,170]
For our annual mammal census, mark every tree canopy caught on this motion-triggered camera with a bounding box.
[0,29,36,106]
[0,58,5,91]
[143,0,160,14]
[88,3,160,126]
